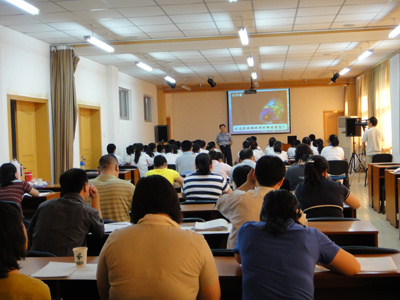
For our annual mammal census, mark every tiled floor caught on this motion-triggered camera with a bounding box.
[349,172,400,250]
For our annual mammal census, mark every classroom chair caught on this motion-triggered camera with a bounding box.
[328,160,349,188]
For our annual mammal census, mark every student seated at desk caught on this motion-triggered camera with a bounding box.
[27,168,104,257]
[97,175,220,300]
[0,163,39,227]
[145,155,184,186]
[234,190,360,300]
[130,143,153,178]
[295,156,361,218]
[182,153,231,201]
[321,134,345,161]
[0,202,51,300]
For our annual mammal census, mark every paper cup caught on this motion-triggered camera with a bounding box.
[73,247,87,267]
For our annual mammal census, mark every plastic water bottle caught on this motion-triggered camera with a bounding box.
[80,156,85,170]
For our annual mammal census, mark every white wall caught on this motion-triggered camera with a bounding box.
[168,86,345,156]
[0,25,50,164]
[1,25,159,175]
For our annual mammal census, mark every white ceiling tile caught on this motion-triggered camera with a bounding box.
[29,30,75,39]
[295,15,336,24]
[177,22,217,31]
[330,21,370,28]
[129,16,172,26]
[138,24,179,33]
[0,3,26,15]
[173,67,194,74]
[118,6,165,18]
[256,25,293,32]
[256,18,294,27]
[297,6,341,16]
[261,62,285,69]
[253,0,299,10]
[335,13,378,22]
[50,22,89,31]
[36,12,80,23]
[299,0,345,7]
[146,31,184,38]
[340,4,387,14]
[98,18,134,28]
[72,9,124,20]
[215,20,238,30]
[161,3,208,15]
[55,0,111,11]
[294,23,332,31]
[200,49,231,57]
[255,9,296,19]
[8,23,58,33]
[206,1,253,12]
[211,11,254,21]
[0,15,41,26]
[45,37,83,44]
[33,2,67,13]
[229,48,245,56]
[259,46,289,55]
[156,0,203,4]
[105,0,157,8]
[182,29,220,36]
[170,13,213,23]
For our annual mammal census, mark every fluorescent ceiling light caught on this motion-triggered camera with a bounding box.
[238,27,249,46]
[339,68,350,75]
[229,0,238,2]
[84,36,114,53]
[164,76,176,83]
[136,62,152,72]
[251,72,257,80]
[388,24,400,39]
[5,0,39,15]
[357,50,373,61]
[247,56,254,67]
[181,85,191,91]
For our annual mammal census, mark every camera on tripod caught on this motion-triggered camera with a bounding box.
[355,120,368,128]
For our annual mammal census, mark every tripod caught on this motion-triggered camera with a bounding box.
[348,136,366,174]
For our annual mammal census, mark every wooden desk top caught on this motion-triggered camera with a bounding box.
[309,221,378,235]
[19,253,400,280]
[23,192,60,201]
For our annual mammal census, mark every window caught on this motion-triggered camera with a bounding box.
[144,95,153,122]
[119,88,130,120]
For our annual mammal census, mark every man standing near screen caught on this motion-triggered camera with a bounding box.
[216,124,233,166]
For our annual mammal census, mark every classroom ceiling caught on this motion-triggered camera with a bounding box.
[2,0,400,88]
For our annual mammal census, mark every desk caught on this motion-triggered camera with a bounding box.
[22,192,60,218]
[19,254,400,300]
[385,170,400,228]
[371,163,400,212]
[36,184,61,192]
[309,221,378,247]
[118,170,131,181]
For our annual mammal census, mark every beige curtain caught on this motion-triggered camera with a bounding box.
[51,45,80,183]
[357,60,392,150]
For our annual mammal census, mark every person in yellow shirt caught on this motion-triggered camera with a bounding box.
[146,155,184,186]
[0,201,51,300]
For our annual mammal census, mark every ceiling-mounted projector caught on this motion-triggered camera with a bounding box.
[244,77,257,94]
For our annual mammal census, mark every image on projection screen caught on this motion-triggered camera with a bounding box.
[227,88,291,135]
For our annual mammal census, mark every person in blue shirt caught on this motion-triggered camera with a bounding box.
[234,189,360,300]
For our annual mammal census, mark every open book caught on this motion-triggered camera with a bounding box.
[194,218,229,231]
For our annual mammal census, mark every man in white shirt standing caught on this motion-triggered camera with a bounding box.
[362,116,384,164]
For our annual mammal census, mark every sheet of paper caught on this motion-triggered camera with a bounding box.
[71,264,97,279]
[38,192,50,197]
[104,222,131,233]
[357,257,398,272]
[30,262,78,278]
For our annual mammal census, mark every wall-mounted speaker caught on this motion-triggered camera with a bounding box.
[155,125,168,143]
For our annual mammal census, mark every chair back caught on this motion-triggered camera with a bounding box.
[372,154,393,163]
[328,160,348,176]
[211,249,235,256]
[167,164,176,170]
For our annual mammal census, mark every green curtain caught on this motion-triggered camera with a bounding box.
[50,45,80,183]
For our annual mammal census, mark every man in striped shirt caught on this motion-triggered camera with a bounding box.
[89,155,135,222]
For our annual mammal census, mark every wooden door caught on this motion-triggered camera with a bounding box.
[15,101,38,178]
[323,111,344,145]
[79,108,93,169]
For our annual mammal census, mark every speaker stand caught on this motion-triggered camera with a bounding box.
[348,136,366,175]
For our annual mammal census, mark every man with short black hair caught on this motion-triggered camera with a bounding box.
[107,143,125,166]
[216,124,233,166]
[176,140,196,175]
[362,116,384,164]
[217,156,286,248]
[89,155,135,222]
[302,137,318,155]
[230,149,256,189]
[27,168,104,256]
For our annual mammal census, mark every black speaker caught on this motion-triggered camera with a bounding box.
[346,118,361,137]
[155,125,168,143]
[287,135,297,145]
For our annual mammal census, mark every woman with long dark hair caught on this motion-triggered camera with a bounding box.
[130,143,153,178]
[321,134,345,160]
[0,202,51,299]
[0,163,39,225]
[234,190,360,300]
[97,176,220,300]
[294,155,360,218]
[182,153,231,201]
